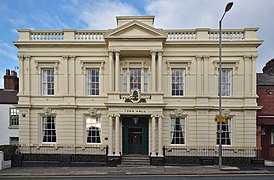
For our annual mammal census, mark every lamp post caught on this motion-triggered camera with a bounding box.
[218,2,233,169]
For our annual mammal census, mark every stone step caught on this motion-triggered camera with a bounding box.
[122,155,149,158]
[121,161,150,165]
[118,164,152,168]
[122,157,149,161]
[121,155,150,166]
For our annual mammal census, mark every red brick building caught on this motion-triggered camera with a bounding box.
[257,58,274,160]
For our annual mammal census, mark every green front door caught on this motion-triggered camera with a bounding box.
[122,117,148,155]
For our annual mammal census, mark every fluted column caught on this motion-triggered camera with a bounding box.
[157,51,163,92]
[158,115,163,156]
[18,55,24,95]
[151,114,156,156]
[108,51,114,91]
[115,114,120,155]
[151,51,156,92]
[108,115,113,155]
[115,51,120,92]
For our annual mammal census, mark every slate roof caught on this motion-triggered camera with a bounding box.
[257,73,274,86]
[0,89,18,104]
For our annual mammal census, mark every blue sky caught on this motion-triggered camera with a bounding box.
[0,0,273,88]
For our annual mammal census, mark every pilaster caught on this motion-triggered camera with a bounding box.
[251,55,257,96]
[115,51,120,92]
[157,51,163,92]
[18,55,24,95]
[108,51,114,91]
[25,56,31,96]
[196,56,202,96]
[158,115,163,156]
[63,55,69,95]
[244,55,251,96]
[151,114,156,156]
[69,56,76,96]
[108,115,113,155]
[203,56,209,96]
[151,51,156,92]
[115,114,120,156]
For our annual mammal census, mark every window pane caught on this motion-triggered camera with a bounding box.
[86,116,101,143]
[144,69,148,92]
[216,119,231,145]
[220,69,231,96]
[10,108,19,126]
[171,69,184,96]
[42,116,56,143]
[130,69,142,91]
[122,69,128,92]
[170,118,185,144]
[42,68,54,95]
[87,68,100,95]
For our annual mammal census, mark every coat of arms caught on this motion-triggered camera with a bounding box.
[125,88,146,103]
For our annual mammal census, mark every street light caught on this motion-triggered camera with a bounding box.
[218,2,233,169]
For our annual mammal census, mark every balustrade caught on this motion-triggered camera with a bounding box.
[166,30,196,40]
[18,28,255,41]
[208,30,244,40]
[29,30,105,41]
[31,31,64,40]
[75,31,105,41]
[166,29,245,41]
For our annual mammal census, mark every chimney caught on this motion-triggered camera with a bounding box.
[4,69,19,91]
[263,58,274,74]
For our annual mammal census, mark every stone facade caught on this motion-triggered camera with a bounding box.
[13,16,262,164]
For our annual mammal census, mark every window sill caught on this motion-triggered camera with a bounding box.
[8,126,19,129]
[216,145,232,147]
[86,143,102,145]
[41,142,57,145]
[169,144,187,146]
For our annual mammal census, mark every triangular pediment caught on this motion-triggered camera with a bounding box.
[105,20,166,39]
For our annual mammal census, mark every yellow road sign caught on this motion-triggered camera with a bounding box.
[215,117,228,123]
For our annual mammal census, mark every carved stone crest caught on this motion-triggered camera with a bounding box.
[88,108,97,116]
[43,107,52,117]
[174,108,184,118]
[125,88,146,103]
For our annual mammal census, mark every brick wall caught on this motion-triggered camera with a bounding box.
[257,85,274,116]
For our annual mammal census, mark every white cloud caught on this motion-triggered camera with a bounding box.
[145,0,274,72]
[62,0,141,29]
[30,13,70,30]
[145,0,223,28]
[5,16,28,27]
[0,41,17,61]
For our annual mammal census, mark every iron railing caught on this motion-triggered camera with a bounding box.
[19,144,108,155]
[163,146,262,157]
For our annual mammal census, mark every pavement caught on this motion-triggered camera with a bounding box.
[1,164,274,177]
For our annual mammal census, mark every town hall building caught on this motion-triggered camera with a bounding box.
[14,16,262,166]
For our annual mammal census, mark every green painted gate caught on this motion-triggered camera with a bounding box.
[122,117,148,155]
